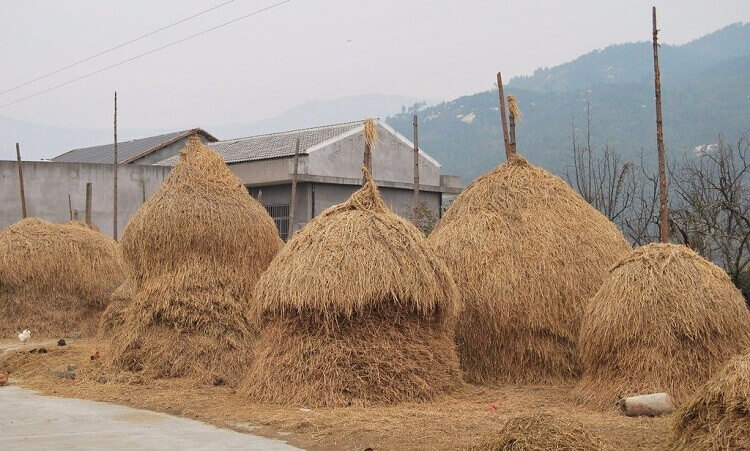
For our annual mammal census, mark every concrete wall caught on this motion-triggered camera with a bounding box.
[0,160,170,235]
[307,123,442,186]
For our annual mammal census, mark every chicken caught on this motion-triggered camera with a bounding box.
[18,329,30,342]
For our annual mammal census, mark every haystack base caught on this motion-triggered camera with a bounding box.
[240,305,463,407]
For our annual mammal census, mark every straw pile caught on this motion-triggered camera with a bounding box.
[575,243,750,409]
[98,280,133,334]
[104,136,282,386]
[428,154,631,383]
[0,217,123,336]
[669,352,750,450]
[239,168,462,407]
[472,411,605,450]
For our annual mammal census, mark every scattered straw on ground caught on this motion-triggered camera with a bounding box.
[103,136,282,387]
[669,352,750,450]
[471,411,606,450]
[428,154,631,384]
[0,337,671,450]
[239,168,462,407]
[0,218,123,337]
[575,243,750,410]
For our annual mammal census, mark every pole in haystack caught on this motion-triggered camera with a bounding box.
[412,114,421,227]
[15,143,27,218]
[496,72,512,159]
[652,6,669,243]
[288,137,301,239]
[85,182,92,226]
[507,95,521,154]
[68,194,73,221]
[362,118,376,184]
[113,91,119,240]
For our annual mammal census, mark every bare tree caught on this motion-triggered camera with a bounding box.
[671,136,750,292]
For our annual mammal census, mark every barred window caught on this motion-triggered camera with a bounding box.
[265,204,290,241]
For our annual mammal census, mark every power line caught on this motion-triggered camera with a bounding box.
[0,0,239,97]
[0,0,294,110]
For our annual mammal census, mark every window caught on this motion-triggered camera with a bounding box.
[265,204,290,241]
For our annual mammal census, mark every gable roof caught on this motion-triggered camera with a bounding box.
[51,128,217,164]
[154,119,440,168]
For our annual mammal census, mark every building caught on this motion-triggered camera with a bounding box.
[4,120,460,238]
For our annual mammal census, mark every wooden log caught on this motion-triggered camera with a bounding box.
[496,72,512,159]
[617,392,675,417]
[15,143,27,218]
[113,91,119,240]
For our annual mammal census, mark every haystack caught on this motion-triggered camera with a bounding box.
[471,411,605,450]
[428,154,631,384]
[104,136,282,386]
[238,168,462,407]
[0,217,123,336]
[98,279,133,334]
[670,352,750,450]
[575,243,750,409]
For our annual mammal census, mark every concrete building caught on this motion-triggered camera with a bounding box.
[2,120,460,239]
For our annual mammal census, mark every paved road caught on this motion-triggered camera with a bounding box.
[0,386,299,450]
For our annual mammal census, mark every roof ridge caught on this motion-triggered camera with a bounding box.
[218,119,376,143]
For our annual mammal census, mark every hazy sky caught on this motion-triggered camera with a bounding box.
[1,0,748,132]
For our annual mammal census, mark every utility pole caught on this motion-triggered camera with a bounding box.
[496,72,512,159]
[85,183,93,226]
[288,137,300,239]
[113,91,119,240]
[15,143,27,218]
[653,6,669,243]
[412,114,421,228]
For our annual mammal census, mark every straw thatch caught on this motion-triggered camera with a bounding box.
[575,243,750,410]
[428,154,631,384]
[104,136,282,386]
[471,411,605,450]
[239,168,463,407]
[669,352,750,450]
[0,217,123,336]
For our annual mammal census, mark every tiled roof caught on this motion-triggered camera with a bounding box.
[51,128,217,164]
[209,120,364,164]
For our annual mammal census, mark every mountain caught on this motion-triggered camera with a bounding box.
[0,115,109,161]
[387,23,750,184]
[210,93,427,138]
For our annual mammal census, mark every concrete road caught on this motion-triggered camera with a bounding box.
[0,386,299,450]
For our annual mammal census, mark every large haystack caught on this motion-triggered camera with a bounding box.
[104,136,282,386]
[669,352,750,450]
[575,243,750,409]
[239,168,463,407]
[471,411,605,450]
[428,154,631,384]
[0,217,123,336]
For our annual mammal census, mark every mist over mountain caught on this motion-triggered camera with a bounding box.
[387,22,750,184]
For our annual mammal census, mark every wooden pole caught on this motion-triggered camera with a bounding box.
[496,72,512,159]
[113,91,119,240]
[363,141,372,182]
[68,194,73,221]
[412,114,421,227]
[509,102,517,153]
[653,6,669,243]
[15,143,27,218]
[85,182,92,226]
[288,137,300,239]
[257,189,263,203]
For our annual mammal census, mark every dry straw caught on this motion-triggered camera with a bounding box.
[428,154,631,384]
[669,352,750,450]
[471,411,606,450]
[575,243,750,410]
[363,118,377,147]
[239,167,463,407]
[103,136,282,386]
[0,217,123,336]
[507,95,522,120]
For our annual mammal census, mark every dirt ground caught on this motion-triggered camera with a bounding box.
[0,338,671,450]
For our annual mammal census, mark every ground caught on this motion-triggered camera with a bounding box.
[0,338,671,450]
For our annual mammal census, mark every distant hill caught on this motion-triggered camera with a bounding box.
[387,23,750,184]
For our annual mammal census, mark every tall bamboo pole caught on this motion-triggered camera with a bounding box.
[15,143,27,218]
[412,114,421,227]
[653,6,669,242]
[113,91,119,240]
[496,72,512,159]
[288,137,300,240]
